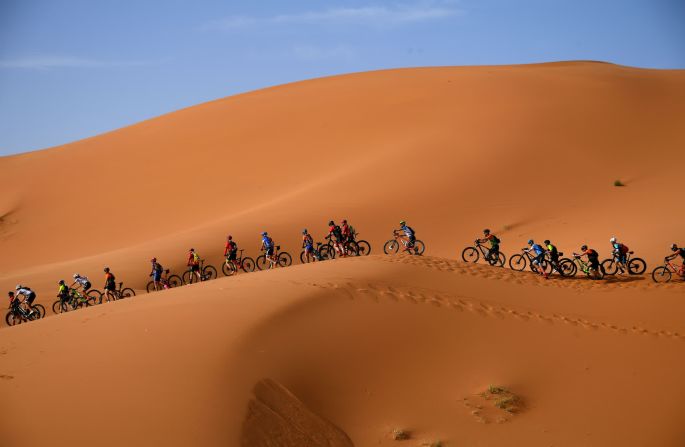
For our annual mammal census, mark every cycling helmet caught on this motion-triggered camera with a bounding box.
[672,243,678,251]
[8,291,14,297]
[543,239,550,245]
[261,232,267,236]
[227,235,232,240]
[150,258,156,262]
[342,219,347,224]
[58,280,65,285]
[73,274,79,279]
[15,284,21,290]
[581,245,588,251]
[104,267,110,273]
[189,248,194,252]
[328,220,334,226]
[399,220,406,226]
[302,229,308,235]
[483,229,490,234]
[527,239,534,245]
[610,237,617,243]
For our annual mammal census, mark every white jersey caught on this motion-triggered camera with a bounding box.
[17,287,34,297]
[75,276,90,286]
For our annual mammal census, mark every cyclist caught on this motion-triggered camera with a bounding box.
[7,291,29,319]
[396,220,416,253]
[477,229,500,263]
[341,220,352,243]
[57,279,70,306]
[577,245,601,277]
[260,232,276,268]
[150,258,164,291]
[609,237,630,274]
[525,240,548,278]
[302,229,316,262]
[187,248,202,282]
[15,285,37,316]
[544,239,560,272]
[666,243,685,277]
[103,267,117,302]
[71,273,91,297]
[224,235,239,270]
[327,221,346,257]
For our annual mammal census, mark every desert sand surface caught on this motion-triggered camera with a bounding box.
[1,61,684,446]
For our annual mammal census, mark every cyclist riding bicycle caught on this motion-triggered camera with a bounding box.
[525,239,548,278]
[57,279,70,304]
[578,245,600,274]
[544,239,559,271]
[260,232,276,268]
[302,229,316,262]
[15,285,37,316]
[103,267,117,302]
[150,258,164,291]
[477,229,500,263]
[71,274,91,295]
[610,236,630,274]
[7,291,27,317]
[187,248,202,282]
[327,221,346,257]
[666,243,685,277]
[396,220,416,252]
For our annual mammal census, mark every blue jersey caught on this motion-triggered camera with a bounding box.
[531,244,545,255]
[262,236,273,248]
[401,225,414,238]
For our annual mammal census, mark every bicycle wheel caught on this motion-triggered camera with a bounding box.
[146,281,156,293]
[5,311,21,326]
[461,247,479,263]
[383,239,399,254]
[345,241,359,257]
[601,259,617,275]
[558,259,577,277]
[182,270,196,285]
[255,255,268,271]
[87,289,103,304]
[318,246,331,260]
[491,252,506,267]
[278,252,293,267]
[651,266,671,283]
[242,257,256,272]
[629,258,647,275]
[32,304,46,319]
[121,288,136,298]
[356,240,371,256]
[412,240,425,255]
[299,251,308,264]
[168,275,183,288]
[222,260,236,276]
[52,300,67,314]
[202,265,218,281]
[509,254,527,271]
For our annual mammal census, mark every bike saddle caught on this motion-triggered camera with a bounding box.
[559,252,564,256]
[276,245,281,250]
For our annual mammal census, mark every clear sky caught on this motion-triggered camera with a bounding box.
[1,0,683,155]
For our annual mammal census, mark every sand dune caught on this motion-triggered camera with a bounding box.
[1,62,684,446]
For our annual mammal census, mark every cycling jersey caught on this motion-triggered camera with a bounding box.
[400,225,414,238]
[531,244,545,255]
[329,225,343,241]
[16,287,34,298]
[188,252,200,265]
[224,241,237,255]
[74,276,89,287]
[151,262,163,274]
[546,244,558,257]
[676,248,685,260]
[58,284,69,296]
[341,224,351,238]
[613,243,629,253]
[262,236,274,248]
[485,234,499,247]
[303,234,313,248]
[584,249,599,260]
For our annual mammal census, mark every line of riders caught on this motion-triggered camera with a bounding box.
[466,229,685,280]
[7,224,681,325]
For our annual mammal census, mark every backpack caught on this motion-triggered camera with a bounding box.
[491,235,500,244]
[107,273,116,283]
[619,243,629,253]
[193,253,200,263]
[155,263,163,273]
[405,226,415,236]
[333,225,343,238]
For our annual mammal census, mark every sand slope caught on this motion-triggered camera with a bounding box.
[1,62,684,446]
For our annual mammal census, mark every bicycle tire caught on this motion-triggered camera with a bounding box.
[52,299,68,314]
[121,288,136,298]
[629,258,647,275]
[412,240,425,255]
[345,241,359,257]
[356,240,371,256]
[146,281,157,293]
[32,304,46,319]
[383,239,399,255]
[278,252,293,267]
[558,259,577,277]
[182,270,196,285]
[5,311,20,326]
[242,257,256,272]
[299,250,308,264]
[87,289,103,305]
[318,245,331,260]
[509,254,527,271]
[491,252,506,267]
[168,275,183,287]
[651,266,671,283]
[461,247,479,263]
[255,255,268,271]
[222,260,237,276]
[601,259,617,275]
[202,265,218,281]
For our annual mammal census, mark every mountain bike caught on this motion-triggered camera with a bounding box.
[383,231,425,255]
[256,246,293,270]
[146,270,183,293]
[182,259,218,284]
[651,259,685,283]
[461,241,506,267]
[545,251,576,277]
[5,303,42,326]
[99,282,136,303]
[222,250,256,276]
[52,288,99,313]
[321,237,359,259]
[508,249,550,274]
[300,242,330,263]
[560,254,604,280]
[601,251,647,276]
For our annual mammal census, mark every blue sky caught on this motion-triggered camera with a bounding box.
[0,0,683,155]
